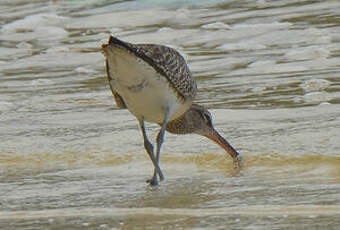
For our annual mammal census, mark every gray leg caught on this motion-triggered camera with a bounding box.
[150,108,171,183]
[138,119,164,185]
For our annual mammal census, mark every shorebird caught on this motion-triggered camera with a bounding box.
[101,35,241,185]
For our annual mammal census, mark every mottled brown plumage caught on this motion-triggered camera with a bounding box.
[166,103,241,164]
[101,35,241,185]
[106,36,197,102]
[166,104,209,134]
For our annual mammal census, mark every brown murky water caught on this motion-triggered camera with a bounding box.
[1,0,340,229]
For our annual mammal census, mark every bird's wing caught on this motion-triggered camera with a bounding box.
[106,36,197,101]
[105,59,127,109]
[133,43,197,100]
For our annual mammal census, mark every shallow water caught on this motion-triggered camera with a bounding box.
[0,0,340,229]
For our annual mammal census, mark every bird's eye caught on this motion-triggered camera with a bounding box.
[202,112,213,127]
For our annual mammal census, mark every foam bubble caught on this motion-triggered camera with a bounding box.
[219,42,266,51]
[35,26,68,40]
[248,60,276,69]
[251,86,267,94]
[284,46,330,61]
[75,67,96,74]
[299,79,331,93]
[30,79,53,86]
[232,22,292,30]
[1,13,68,32]
[201,22,231,30]
[157,27,174,32]
[16,42,32,49]
[256,0,270,8]
[303,92,329,104]
[110,27,121,34]
[46,46,70,53]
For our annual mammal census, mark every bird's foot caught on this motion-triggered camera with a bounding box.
[158,173,165,182]
[146,172,165,186]
[146,178,159,186]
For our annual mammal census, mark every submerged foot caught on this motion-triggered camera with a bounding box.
[146,171,165,186]
[146,178,159,186]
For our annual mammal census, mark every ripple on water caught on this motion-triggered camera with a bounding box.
[303,92,330,105]
[34,26,68,41]
[201,22,231,30]
[30,79,54,86]
[299,79,331,93]
[1,13,69,43]
[232,22,292,31]
[75,66,96,74]
[284,46,330,61]
[1,13,69,32]
[16,42,33,49]
[219,42,266,51]
[248,60,276,69]
[0,101,15,111]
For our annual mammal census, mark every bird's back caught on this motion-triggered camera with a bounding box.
[130,43,197,100]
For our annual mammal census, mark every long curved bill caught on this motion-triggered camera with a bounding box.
[205,129,242,166]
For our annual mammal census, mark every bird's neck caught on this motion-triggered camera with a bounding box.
[165,104,198,135]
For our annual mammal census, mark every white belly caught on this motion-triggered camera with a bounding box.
[105,46,191,123]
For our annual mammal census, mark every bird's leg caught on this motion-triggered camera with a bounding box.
[151,108,171,184]
[138,119,164,185]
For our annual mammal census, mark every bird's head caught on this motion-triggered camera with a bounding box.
[167,104,242,164]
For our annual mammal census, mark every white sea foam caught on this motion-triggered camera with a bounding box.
[35,26,68,40]
[30,79,53,86]
[157,27,173,32]
[248,60,276,69]
[110,27,121,34]
[256,0,270,8]
[299,79,331,93]
[303,92,329,104]
[45,46,70,53]
[284,46,330,61]
[304,27,332,44]
[0,101,15,111]
[1,13,68,32]
[251,86,267,94]
[1,13,68,42]
[75,67,96,74]
[319,102,331,106]
[232,22,292,30]
[201,22,231,30]
[16,42,32,49]
[219,42,266,51]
